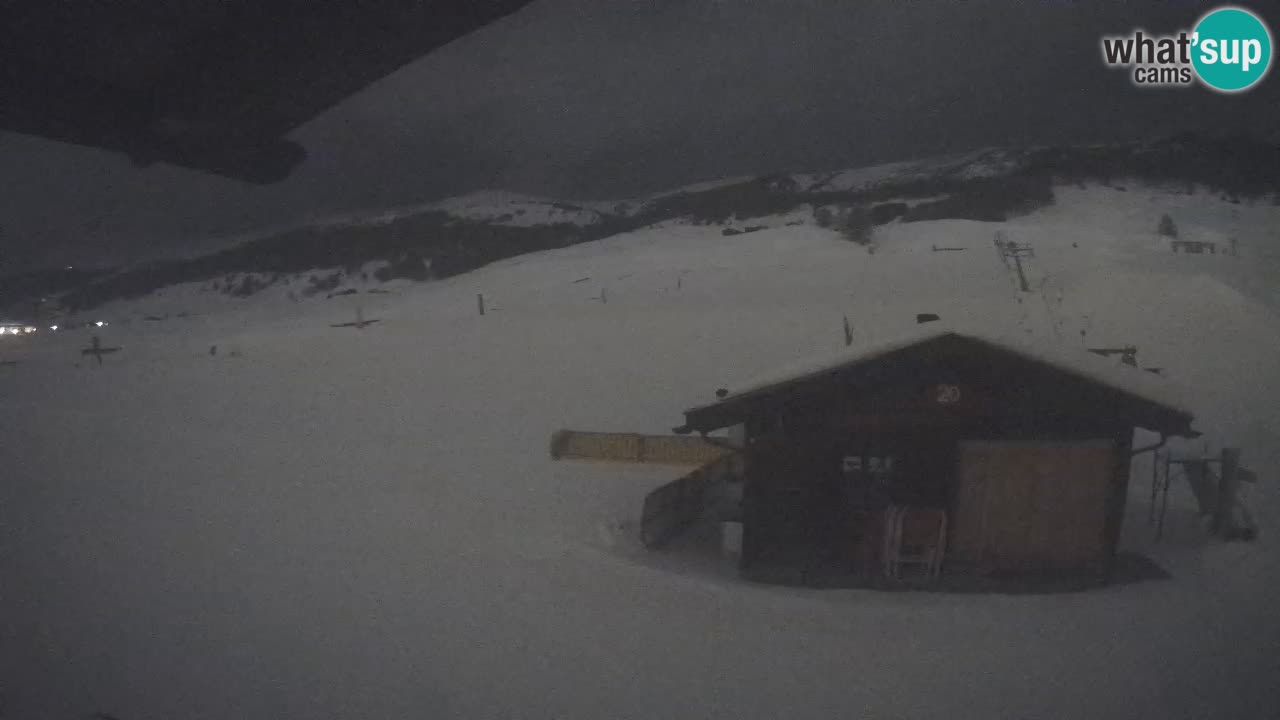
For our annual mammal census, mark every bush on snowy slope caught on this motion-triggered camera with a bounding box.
[869,202,909,224]
[302,271,344,297]
[373,251,429,282]
[840,206,875,245]
[813,204,876,245]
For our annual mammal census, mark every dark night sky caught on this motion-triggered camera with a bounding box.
[2,0,1278,270]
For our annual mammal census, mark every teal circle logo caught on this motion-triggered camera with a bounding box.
[1192,7,1272,92]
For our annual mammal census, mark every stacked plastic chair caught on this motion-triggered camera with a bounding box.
[881,505,947,580]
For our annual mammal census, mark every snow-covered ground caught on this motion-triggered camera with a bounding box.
[2,184,1279,719]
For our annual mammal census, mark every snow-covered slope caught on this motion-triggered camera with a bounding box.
[1,182,1279,719]
[373,190,614,227]
[794,147,1027,192]
[267,191,614,234]
[17,134,1279,318]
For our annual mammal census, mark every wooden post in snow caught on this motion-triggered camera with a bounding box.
[842,315,853,347]
[477,293,486,316]
[1149,448,1160,525]
[1213,448,1241,537]
[993,232,1009,268]
[81,335,121,365]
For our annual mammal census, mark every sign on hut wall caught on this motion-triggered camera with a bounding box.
[826,381,995,432]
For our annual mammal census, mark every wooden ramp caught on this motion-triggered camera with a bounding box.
[639,452,740,549]
[549,429,733,466]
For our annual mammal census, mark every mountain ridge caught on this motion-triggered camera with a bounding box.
[4,132,1279,316]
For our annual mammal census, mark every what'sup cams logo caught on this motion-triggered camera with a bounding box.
[1102,6,1272,92]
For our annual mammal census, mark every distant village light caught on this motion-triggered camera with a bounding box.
[0,323,37,336]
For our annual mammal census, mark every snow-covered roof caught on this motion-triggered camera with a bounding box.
[680,325,1194,434]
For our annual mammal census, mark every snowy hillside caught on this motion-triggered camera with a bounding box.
[793,147,1027,192]
[10,134,1278,318]
[2,176,1280,718]
[352,191,615,228]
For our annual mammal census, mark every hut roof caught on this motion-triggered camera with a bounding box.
[676,327,1195,437]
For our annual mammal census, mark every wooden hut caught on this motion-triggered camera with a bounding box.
[672,330,1195,586]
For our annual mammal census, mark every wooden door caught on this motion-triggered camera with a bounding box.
[953,440,1116,572]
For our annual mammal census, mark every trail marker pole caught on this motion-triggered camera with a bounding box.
[81,335,120,365]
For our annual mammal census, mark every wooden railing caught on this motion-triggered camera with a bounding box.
[549,429,733,466]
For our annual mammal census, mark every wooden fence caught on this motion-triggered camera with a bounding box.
[549,429,733,466]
